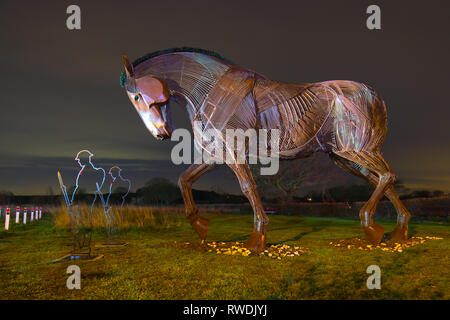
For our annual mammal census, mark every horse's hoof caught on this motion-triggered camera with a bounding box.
[245,231,266,252]
[190,216,210,241]
[363,223,385,245]
[390,224,408,242]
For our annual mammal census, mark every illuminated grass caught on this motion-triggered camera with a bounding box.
[0,212,448,299]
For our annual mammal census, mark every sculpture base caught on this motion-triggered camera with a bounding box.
[329,235,443,253]
[95,241,128,248]
[50,253,104,264]
[150,241,309,260]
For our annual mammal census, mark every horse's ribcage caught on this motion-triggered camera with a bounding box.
[255,78,334,156]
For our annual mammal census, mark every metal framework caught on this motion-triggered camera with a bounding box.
[121,48,410,250]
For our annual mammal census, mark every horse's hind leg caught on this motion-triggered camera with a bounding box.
[333,150,397,244]
[227,162,268,251]
[331,155,410,241]
[386,189,410,241]
[178,163,217,241]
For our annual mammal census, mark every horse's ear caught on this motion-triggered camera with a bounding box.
[122,54,134,77]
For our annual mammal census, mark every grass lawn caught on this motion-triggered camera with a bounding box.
[0,212,448,299]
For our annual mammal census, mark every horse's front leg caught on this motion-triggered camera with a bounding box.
[178,163,217,241]
[227,162,268,251]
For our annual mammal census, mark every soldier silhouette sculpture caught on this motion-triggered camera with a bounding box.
[57,150,105,258]
[101,166,130,245]
[120,47,410,250]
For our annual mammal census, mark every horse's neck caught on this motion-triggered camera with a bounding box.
[170,93,197,123]
[165,76,217,124]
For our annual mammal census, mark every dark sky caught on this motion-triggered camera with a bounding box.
[0,0,449,195]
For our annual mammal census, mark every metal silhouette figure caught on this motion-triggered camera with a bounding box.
[58,150,106,256]
[102,166,131,242]
[120,47,411,250]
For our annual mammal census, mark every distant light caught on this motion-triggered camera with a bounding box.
[307,198,312,202]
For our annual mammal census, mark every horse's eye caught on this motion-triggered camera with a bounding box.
[134,95,140,102]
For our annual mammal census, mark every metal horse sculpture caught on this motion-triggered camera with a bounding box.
[120,47,411,250]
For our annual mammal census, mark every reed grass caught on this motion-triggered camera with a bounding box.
[49,203,186,230]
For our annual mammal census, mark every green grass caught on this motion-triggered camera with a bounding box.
[0,213,448,299]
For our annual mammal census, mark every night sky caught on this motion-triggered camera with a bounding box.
[0,0,449,195]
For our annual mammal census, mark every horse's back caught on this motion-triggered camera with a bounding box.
[195,66,388,158]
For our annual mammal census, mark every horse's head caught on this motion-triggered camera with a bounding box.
[122,55,173,140]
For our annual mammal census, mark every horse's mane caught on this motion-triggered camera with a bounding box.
[120,47,234,87]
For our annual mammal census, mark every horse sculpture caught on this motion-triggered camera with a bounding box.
[120,47,411,251]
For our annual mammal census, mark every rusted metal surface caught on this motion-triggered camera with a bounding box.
[121,48,410,249]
